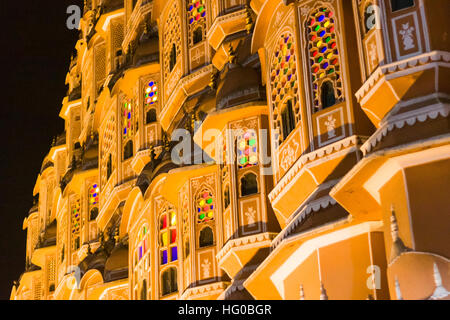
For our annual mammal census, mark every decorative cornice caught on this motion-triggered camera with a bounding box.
[356,51,450,102]
[216,232,277,262]
[180,281,229,300]
[361,103,450,156]
[269,136,361,203]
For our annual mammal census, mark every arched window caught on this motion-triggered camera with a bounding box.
[71,198,81,251]
[102,115,115,185]
[223,185,230,210]
[196,190,215,223]
[146,109,157,124]
[122,100,134,160]
[144,81,158,115]
[140,279,147,300]
[107,154,112,180]
[134,225,150,300]
[391,0,414,12]
[240,173,258,197]
[306,6,343,112]
[163,1,181,79]
[88,184,99,221]
[187,0,207,48]
[237,130,258,169]
[270,32,300,144]
[89,208,99,221]
[193,27,203,45]
[170,44,177,71]
[199,226,214,248]
[281,99,296,140]
[321,81,336,109]
[124,140,134,160]
[159,210,178,265]
[161,267,178,296]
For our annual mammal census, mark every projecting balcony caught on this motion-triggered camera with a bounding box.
[356,51,450,129]
[123,0,154,50]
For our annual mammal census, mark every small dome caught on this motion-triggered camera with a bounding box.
[104,243,129,283]
[216,64,264,110]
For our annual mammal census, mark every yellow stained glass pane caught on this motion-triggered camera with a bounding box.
[161,232,168,246]
[170,212,177,226]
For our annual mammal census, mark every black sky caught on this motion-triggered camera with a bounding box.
[0,0,83,299]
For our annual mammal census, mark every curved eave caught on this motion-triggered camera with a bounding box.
[120,186,145,237]
[161,164,216,205]
[59,96,82,121]
[117,62,160,98]
[251,0,284,54]
[94,8,125,39]
[33,174,41,196]
[193,103,268,159]
[63,167,99,197]
[31,245,56,268]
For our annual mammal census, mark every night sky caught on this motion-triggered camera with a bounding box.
[0,0,83,299]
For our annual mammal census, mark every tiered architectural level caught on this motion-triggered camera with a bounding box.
[11,0,449,300]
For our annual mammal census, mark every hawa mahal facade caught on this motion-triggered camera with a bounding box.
[11,0,449,300]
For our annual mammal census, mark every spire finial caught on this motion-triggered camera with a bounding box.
[395,276,403,300]
[390,204,399,242]
[320,282,328,300]
[430,263,449,300]
[299,284,305,300]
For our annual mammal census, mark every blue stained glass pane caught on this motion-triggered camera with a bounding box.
[149,92,154,97]
[162,250,168,265]
[188,5,193,11]
[139,246,143,260]
[93,184,98,188]
[198,208,201,213]
[128,113,131,119]
[149,81,154,87]
[171,247,178,262]
[319,30,326,37]
[320,47,327,53]
[318,15,325,22]
[124,129,127,135]
[211,205,214,210]
[93,193,97,197]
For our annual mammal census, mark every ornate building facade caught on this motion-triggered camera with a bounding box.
[10,0,449,300]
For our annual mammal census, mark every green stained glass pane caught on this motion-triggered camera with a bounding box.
[249,139,256,146]
[206,198,213,205]
[199,214,205,220]
[240,157,248,165]
[314,25,320,32]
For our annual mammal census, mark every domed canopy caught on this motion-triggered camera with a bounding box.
[104,242,129,283]
[216,64,264,110]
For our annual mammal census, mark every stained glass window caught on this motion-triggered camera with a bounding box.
[122,100,133,141]
[237,130,258,169]
[270,32,300,144]
[306,6,343,111]
[71,198,81,250]
[137,225,149,262]
[160,210,178,265]
[187,0,207,47]
[122,100,134,160]
[196,190,215,223]
[144,80,158,108]
[88,184,100,221]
